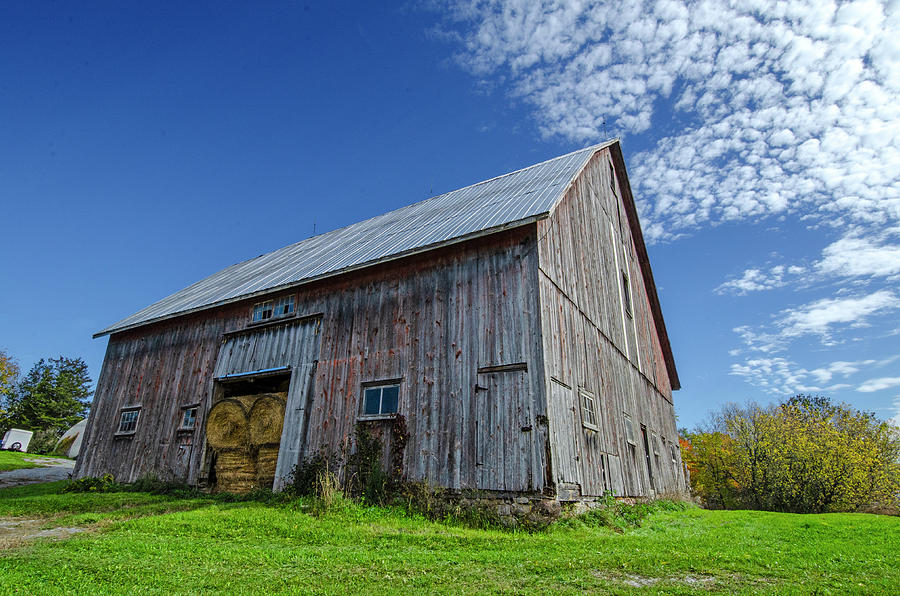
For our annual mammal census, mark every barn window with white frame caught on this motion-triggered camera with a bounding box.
[361,383,400,416]
[117,408,140,434]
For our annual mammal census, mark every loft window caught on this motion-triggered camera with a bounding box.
[623,413,636,445]
[180,406,198,430]
[579,388,599,431]
[252,295,295,322]
[252,300,274,322]
[274,295,295,317]
[361,382,400,417]
[117,408,140,434]
[621,271,633,318]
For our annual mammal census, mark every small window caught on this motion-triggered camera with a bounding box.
[117,408,140,434]
[670,443,678,466]
[274,295,295,317]
[252,300,274,322]
[180,407,198,430]
[621,271,633,318]
[579,388,599,431]
[623,414,636,445]
[361,383,400,417]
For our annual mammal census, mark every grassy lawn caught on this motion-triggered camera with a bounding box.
[0,451,69,472]
[0,483,898,594]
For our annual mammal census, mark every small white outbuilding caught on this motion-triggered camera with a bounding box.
[56,419,88,458]
[1,428,33,452]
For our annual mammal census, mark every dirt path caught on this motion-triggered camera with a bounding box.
[0,458,75,489]
[0,458,82,547]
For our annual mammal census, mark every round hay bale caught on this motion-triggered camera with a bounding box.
[255,444,281,488]
[229,394,259,412]
[215,448,256,494]
[248,395,286,445]
[206,399,249,450]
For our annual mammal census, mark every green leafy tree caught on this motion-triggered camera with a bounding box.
[0,350,21,429]
[685,396,900,513]
[3,357,92,438]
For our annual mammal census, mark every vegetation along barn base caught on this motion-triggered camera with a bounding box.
[76,140,686,504]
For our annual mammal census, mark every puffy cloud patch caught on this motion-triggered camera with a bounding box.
[437,0,900,241]
[817,228,900,278]
[778,290,900,338]
[716,264,806,295]
[733,290,900,353]
[730,355,898,396]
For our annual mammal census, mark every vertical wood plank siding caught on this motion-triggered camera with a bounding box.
[76,227,548,492]
[537,149,685,498]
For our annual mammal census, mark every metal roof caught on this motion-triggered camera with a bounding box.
[96,141,614,337]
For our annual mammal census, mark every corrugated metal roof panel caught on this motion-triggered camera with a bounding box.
[96,142,612,337]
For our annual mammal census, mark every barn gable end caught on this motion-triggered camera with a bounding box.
[537,146,684,498]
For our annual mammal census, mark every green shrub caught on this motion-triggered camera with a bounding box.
[63,473,117,493]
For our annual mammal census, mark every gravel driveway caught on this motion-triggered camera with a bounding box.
[0,458,76,489]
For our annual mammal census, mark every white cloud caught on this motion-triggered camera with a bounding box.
[730,355,899,396]
[438,0,900,242]
[857,377,900,392]
[716,264,807,295]
[778,290,900,338]
[717,227,900,296]
[730,356,861,396]
[891,397,900,427]
[817,228,900,278]
[732,291,900,354]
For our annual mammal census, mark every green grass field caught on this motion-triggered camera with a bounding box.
[0,482,897,594]
[0,450,67,472]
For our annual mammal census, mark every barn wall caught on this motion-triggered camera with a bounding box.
[537,148,685,498]
[77,226,548,492]
[75,309,233,483]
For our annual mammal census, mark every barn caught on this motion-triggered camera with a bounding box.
[75,140,685,501]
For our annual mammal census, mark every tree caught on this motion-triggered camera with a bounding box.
[0,350,21,429]
[3,357,92,436]
[684,396,900,513]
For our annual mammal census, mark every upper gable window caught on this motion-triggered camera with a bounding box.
[252,300,274,322]
[579,388,599,431]
[274,295,295,317]
[361,382,400,417]
[621,271,633,318]
[252,295,295,322]
[623,413,636,445]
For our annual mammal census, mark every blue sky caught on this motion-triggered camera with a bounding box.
[1,1,898,429]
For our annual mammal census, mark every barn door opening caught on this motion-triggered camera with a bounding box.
[474,363,534,492]
[205,316,322,493]
[206,371,290,493]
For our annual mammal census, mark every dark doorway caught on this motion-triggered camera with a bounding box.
[640,424,655,492]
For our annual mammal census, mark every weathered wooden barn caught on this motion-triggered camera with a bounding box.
[75,140,685,500]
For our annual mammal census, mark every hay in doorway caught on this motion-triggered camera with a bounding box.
[215,448,257,493]
[248,394,286,445]
[255,444,281,489]
[206,399,249,450]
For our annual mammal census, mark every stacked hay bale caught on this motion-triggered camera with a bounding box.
[206,399,255,493]
[206,392,288,493]
[249,394,286,489]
